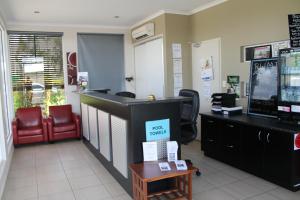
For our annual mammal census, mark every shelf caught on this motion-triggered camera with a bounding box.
[280,73,300,75]
[148,188,188,200]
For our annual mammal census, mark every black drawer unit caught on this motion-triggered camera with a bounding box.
[201,113,300,192]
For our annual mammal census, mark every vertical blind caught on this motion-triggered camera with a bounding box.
[8,32,64,90]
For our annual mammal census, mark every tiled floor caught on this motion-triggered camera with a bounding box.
[1,140,300,200]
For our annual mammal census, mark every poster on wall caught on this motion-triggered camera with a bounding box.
[288,14,300,48]
[78,72,88,90]
[253,45,272,59]
[67,52,78,85]
[200,57,214,81]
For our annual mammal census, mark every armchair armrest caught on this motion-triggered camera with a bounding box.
[72,113,81,138]
[42,118,48,142]
[47,116,54,141]
[12,118,18,145]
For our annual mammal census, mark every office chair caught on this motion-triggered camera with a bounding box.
[179,89,201,176]
[115,91,136,98]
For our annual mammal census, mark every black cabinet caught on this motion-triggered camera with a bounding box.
[263,130,292,186]
[201,113,300,191]
[242,126,264,176]
[242,127,292,185]
[201,117,219,159]
[219,121,241,167]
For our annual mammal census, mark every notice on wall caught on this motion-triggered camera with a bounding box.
[172,43,183,96]
[173,59,183,74]
[203,81,212,98]
[289,14,300,48]
[174,74,183,88]
[200,57,214,81]
[272,41,290,57]
[172,43,182,59]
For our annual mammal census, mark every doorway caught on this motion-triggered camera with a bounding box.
[192,38,222,139]
[134,38,164,99]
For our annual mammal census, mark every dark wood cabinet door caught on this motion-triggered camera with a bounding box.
[263,130,292,185]
[219,121,241,167]
[241,126,264,176]
[201,117,220,159]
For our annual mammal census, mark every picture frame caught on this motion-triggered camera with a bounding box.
[253,45,272,59]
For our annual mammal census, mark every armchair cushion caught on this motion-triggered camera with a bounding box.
[16,107,42,128]
[49,105,73,125]
[18,126,43,136]
[12,106,48,145]
[53,122,76,133]
[47,105,81,141]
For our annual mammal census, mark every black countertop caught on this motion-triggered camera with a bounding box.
[200,112,300,133]
[80,91,191,106]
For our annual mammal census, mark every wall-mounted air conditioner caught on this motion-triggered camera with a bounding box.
[132,23,154,41]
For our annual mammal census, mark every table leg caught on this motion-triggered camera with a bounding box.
[142,181,148,200]
[188,173,192,200]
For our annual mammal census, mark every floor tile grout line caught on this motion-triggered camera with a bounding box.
[242,188,281,200]
[57,144,78,200]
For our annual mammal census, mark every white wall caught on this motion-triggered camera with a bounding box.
[7,23,135,114]
[0,12,14,199]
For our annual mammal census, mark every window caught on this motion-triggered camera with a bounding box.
[0,22,9,161]
[8,32,65,114]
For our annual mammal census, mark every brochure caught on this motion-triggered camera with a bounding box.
[158,162,171,171]
[175,160,188,171]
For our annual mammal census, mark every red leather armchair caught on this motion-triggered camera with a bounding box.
[47,105,81,142]
[12,107,48,145]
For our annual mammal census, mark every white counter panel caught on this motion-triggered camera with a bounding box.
[111,115,128,178]
[81,103,90,140]
[98,110,111,161]
[88,106,99,149]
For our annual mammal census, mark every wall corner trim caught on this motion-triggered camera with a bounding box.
[190,0,228,15]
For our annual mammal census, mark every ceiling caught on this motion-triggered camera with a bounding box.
[0,0,226,28]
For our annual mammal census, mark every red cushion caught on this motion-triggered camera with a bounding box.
[18,126,43,136]
[49,105,73,125]
[16,107,42,128]
[53,122,76,133]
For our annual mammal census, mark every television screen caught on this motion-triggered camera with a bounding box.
[248,58,278,117]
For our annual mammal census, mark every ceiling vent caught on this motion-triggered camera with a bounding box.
[132,23,154,41]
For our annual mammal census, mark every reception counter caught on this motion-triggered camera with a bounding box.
[80,91,188,195]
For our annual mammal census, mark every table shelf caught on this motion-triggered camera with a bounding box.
[130,162,197,200]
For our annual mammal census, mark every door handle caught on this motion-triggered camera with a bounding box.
[207,120,214,123]
[258,131,261,141]
[267,133,270,143]
[226,145,234,149]
[208,139,214,142]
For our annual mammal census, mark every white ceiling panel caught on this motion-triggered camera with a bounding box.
[0,0,226,27]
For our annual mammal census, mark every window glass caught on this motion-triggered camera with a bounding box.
[8,33,65,115]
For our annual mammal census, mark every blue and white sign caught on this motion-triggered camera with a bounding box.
[146,119,170,141]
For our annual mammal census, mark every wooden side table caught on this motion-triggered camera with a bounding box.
[130,162,197,200]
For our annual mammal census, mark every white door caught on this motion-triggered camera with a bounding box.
[192,38,221,139]
[134,38,164,99]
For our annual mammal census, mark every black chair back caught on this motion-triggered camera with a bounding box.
[115,91,136,98]
[179,89,200,123]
